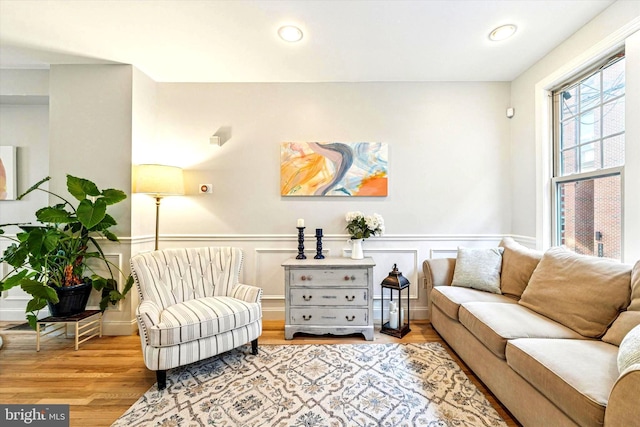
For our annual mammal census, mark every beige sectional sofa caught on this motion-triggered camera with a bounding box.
[424,238,640,427]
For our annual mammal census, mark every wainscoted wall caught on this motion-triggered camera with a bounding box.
[138,233,535,322]
[1,233,533,333]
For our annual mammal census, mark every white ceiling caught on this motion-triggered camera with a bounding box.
[0,0,615,82]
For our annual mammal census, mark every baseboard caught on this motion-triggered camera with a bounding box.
[102,319,138,336]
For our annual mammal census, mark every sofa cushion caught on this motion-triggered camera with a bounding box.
[498,237,543,298]
[431,286,516,321]
[506,338,619,427]
[459,302,584,359]
[603,261,640,345]
[602,311,640,346]
[618,324,640,374]
[148,296,261,347]
[519,246,632,338]
[451,247,504,294]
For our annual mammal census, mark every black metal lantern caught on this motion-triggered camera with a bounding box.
[380,263,411,338]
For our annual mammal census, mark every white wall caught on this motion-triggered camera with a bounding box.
[0,106,49,224]
[509,1,640,261]
[0,69,50,321]
[128,81,513,320]
[131,67,159,249]
[0,69,48,100]
[46,65,135,333]
[150,82,512,236]
[49,65,133,236]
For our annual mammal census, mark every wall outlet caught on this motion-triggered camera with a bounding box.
[199,184,213,194]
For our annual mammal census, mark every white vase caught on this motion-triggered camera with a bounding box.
[351,239,364,259]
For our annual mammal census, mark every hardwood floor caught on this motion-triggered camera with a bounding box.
[0,320,520,426]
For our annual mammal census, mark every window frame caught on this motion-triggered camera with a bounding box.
[550,52,625,258]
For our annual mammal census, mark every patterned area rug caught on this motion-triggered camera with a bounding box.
[113,342,506,427]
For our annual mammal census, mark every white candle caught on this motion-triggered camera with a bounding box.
[297,218,304,227]
[389,307,398,329]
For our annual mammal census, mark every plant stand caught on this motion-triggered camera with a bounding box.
[36,310,102,351]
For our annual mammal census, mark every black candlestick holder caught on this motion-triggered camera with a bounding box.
[296,227,307,259]
[314,228,325,259]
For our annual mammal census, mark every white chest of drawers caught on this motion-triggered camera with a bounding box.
[282,257,375,341]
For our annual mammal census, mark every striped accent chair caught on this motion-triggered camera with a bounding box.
[130,247,262,390]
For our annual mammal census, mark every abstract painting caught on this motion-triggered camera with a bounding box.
[280,142,388,196]
[0,146,17,201]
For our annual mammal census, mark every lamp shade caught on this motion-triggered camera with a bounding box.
[133,164,185,196]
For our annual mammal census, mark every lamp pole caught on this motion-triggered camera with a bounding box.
[154,196,162,251]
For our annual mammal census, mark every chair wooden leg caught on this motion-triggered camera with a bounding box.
[156,370,167,390]
[251,338,258,355]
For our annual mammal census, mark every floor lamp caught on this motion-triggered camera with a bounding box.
[134,164,185,251]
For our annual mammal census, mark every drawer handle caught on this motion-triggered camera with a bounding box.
[345,295,356,302]
[351,275,356,281]
[300,275,313,281]
[302,315,312,321]
[303,295,312,301]
[345,315,356,321]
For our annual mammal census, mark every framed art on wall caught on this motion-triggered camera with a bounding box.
[280,142,388,197]
[0,146,17,200]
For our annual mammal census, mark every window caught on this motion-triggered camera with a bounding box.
[552,53,625,260]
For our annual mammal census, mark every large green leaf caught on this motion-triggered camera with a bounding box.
[42,230,61,252]
[21,280,59,304]
[91,276,107,291]
[24,227,59,256]
[102,230,119,242]
[67,175,100,201]
[77,198,107,229]
[0,270,30,291]
[89,213,117,232]
[1,243,28,268]
[26,228,48,255]
[27,314,38,330]
[100,188,127,205]
[122,275,134,297]
[26,297,47,313]
[36,207,74,224]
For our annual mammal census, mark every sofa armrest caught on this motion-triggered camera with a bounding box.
[423,258,456,289]
[423,258,456,319]
[605,363,640,426]
[136,300,161,344]
[231,283,263,304]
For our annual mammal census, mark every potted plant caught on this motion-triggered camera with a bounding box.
[0,175,133,329]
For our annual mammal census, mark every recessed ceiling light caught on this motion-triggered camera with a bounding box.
[278,25,303,43]
[489,24,517,41]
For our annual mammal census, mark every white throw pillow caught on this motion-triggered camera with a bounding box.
[618,324,640,374]
[450,247,504,294]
